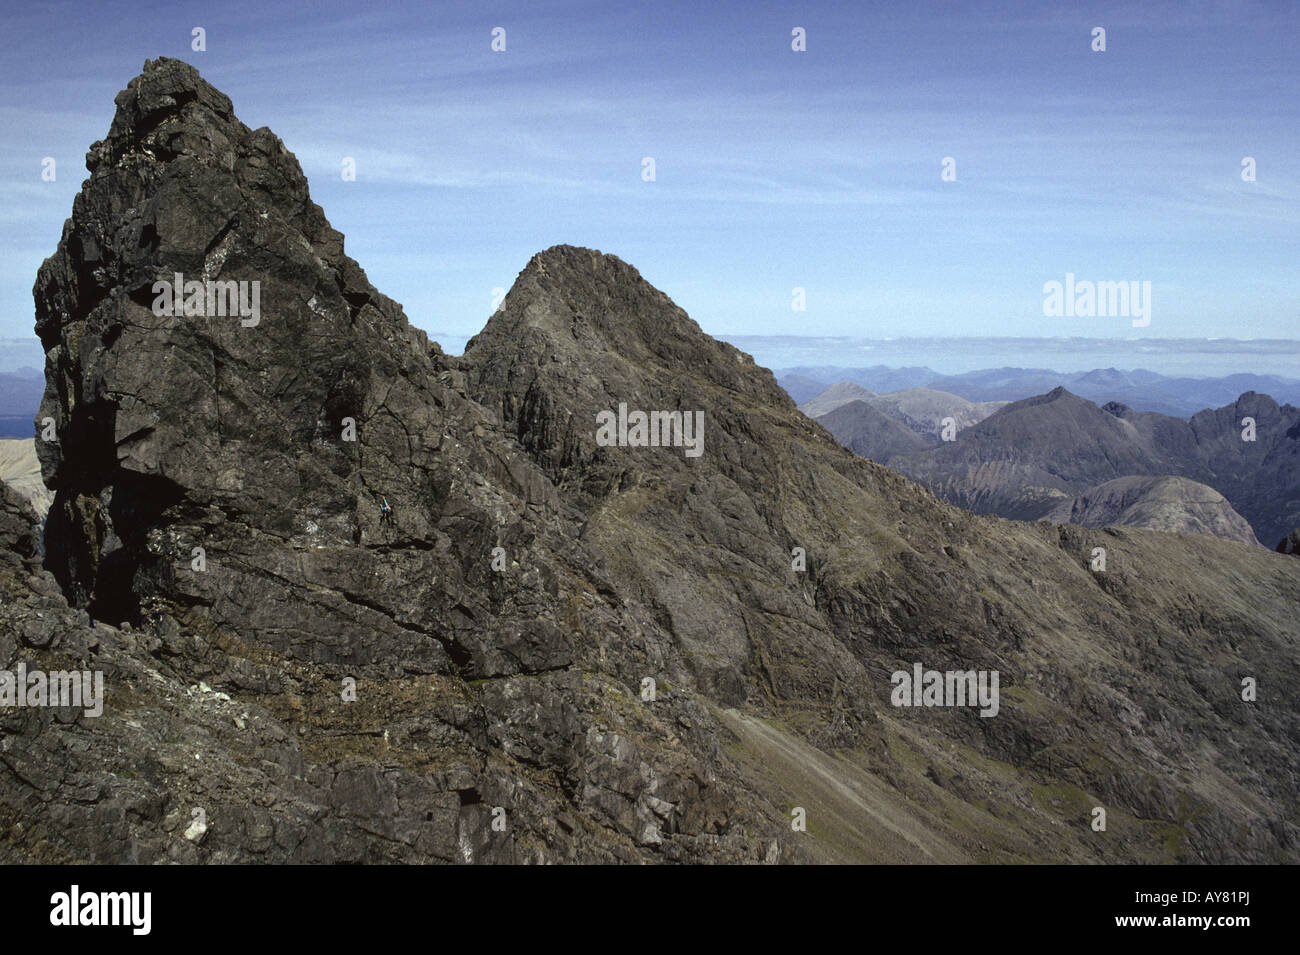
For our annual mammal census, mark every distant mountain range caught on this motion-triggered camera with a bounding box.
[780,365,1300,418]
[809,383,1298,548]
[802,386,1008,439]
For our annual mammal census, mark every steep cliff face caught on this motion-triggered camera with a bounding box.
[4,59,1298,864]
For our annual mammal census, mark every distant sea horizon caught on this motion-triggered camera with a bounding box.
[4,335,1299,380]
[720,336,1300,379]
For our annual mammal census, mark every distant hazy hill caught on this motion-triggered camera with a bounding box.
[858,387,1007,439]
[814,400,933,461]
[0,438,50,518]
[781,365,928,400]
[802,383,1005,439]
[1046,475,1260,546]
[778,373,833,404]
[797,382,875,418]
[778,365,1300,418]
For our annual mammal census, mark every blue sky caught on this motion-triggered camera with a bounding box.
[1,0,1297,349]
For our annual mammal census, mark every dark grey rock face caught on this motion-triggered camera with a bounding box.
[0,483,40,566]
[4,58,1299,864]
[1278,528,1300,555]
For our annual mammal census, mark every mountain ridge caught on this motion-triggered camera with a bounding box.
[882,386,1298,544]
[2,58,1297,865]
[779,364,1300,418]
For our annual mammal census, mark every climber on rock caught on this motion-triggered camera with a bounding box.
[379,495,393,526]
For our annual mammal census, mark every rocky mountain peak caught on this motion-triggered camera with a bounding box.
[1012,384,1075,408]
[471,242,770,393]
[90,57,238,173]
[33,60,456,620]
[465,243,797,490]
